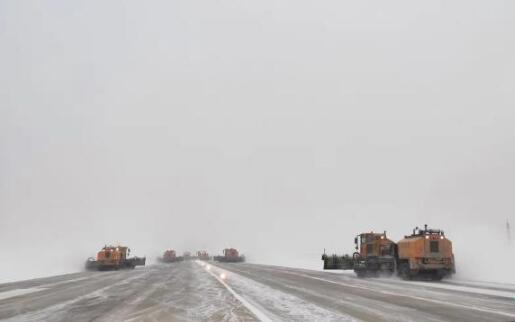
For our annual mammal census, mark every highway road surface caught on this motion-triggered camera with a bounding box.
[0,261,514,321]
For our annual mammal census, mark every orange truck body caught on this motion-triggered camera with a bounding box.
[353,232,397,276]
[97,246,126,266]
[357,232,396,258]
[162,250,177,262]
[397,225,455,279]
[197,250,210,261]
[224,248,239,258]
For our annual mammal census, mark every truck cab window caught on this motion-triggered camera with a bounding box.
[430,241,439,253]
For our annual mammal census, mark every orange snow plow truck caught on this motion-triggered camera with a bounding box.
[159,249,183,263]
[197,250,211,261]
[322,231,396,277]
[214,248,245,263]
[85,245,146,271]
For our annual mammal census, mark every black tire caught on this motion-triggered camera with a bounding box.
[398,263,411,280]
[356,271,367,278]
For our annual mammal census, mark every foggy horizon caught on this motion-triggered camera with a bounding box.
[1,1,514,284]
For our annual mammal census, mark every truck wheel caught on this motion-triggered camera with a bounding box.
[398,263,411,280]
[432,270,444,281]
[356,272,366,278]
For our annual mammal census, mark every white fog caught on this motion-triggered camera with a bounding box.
[1,0,514,288]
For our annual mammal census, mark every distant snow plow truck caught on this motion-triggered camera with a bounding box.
[197,250,211,261]
[85,245,146,271]
[214,248,245,262]
[159,249,183,263]
[183,251,193,260]
[322,225,455,280]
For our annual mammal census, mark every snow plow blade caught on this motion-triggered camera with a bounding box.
[321,254,354,270]
[213,255,245,263]
[85,258,98,271]
[128,257,146,267]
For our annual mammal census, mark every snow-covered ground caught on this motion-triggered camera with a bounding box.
[1,261,514,321]
[198,261,356,321]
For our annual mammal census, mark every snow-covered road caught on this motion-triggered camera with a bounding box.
[214,263,515,322]
[0,261,513,321]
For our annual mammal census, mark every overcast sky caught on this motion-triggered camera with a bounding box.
[1,1,514,282]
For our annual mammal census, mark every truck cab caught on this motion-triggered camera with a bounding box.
[353,232,397,277]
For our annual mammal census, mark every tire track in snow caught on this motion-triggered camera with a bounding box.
[199,262,357,322]
[242,265,515,320]
[0,269,150,322]
[197,261,273,322]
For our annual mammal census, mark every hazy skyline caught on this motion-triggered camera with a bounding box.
[1,1,514,282]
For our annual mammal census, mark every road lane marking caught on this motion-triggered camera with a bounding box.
[197,261,273,322]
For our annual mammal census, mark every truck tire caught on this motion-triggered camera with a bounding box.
[356,271,367,278]
[398,263,411,280]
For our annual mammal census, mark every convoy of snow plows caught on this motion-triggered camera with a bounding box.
[322,225,455,280]
[85,224,455,281]
[85,247,245,271]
